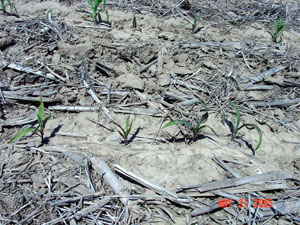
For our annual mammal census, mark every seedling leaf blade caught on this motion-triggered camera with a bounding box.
[126,116,130,133]
[43,113,51,128]
[87,0,94,7]
[38,96,45,128]
[126,116,136,137]
[231,103,240,129]
[198,98,208,111]
[242,124,263,151]
[10,127,37,143]
[163,120,193,129]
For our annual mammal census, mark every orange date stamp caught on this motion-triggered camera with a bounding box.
[219,198,273,208]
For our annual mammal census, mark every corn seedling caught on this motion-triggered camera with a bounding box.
[112,116,136,145]
[0,0,18,16]
[191,15,198,33]
[87,0,109,24]
[163,99,217,143]
[10,96,51,144]
[184,14,201,34]
[272,16,286,43]
[224,103,262,152]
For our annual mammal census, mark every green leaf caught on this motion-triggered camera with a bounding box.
[163,120,193,129]
[279,17,283,26]
[94,0,102,8]
[242,124,263,151]
[231,103,241,134]
[38,96,45,128]
[198,98,208,111]
[87,0,94,7]
[126,116,130,134]
[103,0,106,10]
[10,127,37,143]
[43,113,51,129]
[126,116,136,137]
[1,0,4,9]
[105,9,109,22]
[193,15,198,25]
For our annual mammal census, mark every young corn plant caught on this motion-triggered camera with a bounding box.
[87,0,109,25]
[184,14,202,34]
[0,0,18,16]
[224,103,262,153]
[191,15,199,33]
[10,96,51,144]
[112,116,136,145]
[272,16,286,43]
[163,100,217,143]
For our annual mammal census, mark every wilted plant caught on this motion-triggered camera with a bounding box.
[272,16,286,43]
[163,99,217,143]
[10,96,51,144]
[224,103,262,152]
[112,116,136,145]
[0,0,18,15]
[87,0,109,24]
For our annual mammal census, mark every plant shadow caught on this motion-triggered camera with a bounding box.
[222,118,234,135]
[167,133,218,145]
[39,124,62,147]
[236,136,256,156]
[230,135,255,156]
[122,127,141,145]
